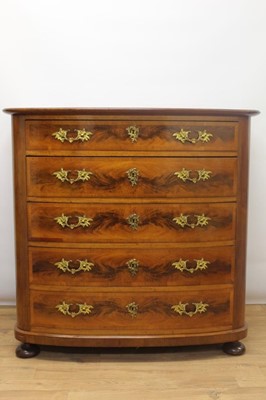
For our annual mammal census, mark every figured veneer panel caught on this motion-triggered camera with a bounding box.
[29,245,235,287]
[27,202,236,243]
[25,120,238,152]
[30,288,233,334]
[27,156,237,199]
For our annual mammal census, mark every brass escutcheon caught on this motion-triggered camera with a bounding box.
[127,213,140,230]
[126,258,139,276]
[126,126,140,142]
[126,168,140,186]
[126,302,139,317]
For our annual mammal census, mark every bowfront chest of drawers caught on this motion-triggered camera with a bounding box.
[4,108,258,358]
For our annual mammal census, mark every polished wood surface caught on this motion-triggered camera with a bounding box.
[28,202,236,243]
[12,116,31,331]
[29,245,234,287]
[6,108,257,356]
[1,305,266,400]
[30,288,233,334]
[24,119,239,152]
[3,107,260,116]
[27,156,237,198]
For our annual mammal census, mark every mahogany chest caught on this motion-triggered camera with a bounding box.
[4,108,258,357]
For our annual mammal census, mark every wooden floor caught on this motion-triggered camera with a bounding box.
[0,305,266,400]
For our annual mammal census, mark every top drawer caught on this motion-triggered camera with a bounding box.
[25,120,238,152]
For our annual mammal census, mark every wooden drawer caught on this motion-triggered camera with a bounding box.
[28,202,236,243]
[29,246,234,287]
[27,156,237,198]
[26,120,238,152]
[30,288,233,334]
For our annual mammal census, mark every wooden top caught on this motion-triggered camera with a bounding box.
[3,107,259,117]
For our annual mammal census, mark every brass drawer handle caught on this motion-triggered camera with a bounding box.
[172,258,210,273]
[126,258,139,276]
[53,168,93,184]
[126,168,139,186]
[173,213,211,229]
[56,301,93,318]
[126,302,138,317]
[54,213,93,229]
[174,168,212,183]
[127,213,140,230]
[173,129,213,144]
[52,128,93,143]
[126,125,139,142]
[54,258,94,274]
[171,301,209,317]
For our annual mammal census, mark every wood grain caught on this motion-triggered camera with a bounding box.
[25,119,239,152]
[29,288,233,333]
[27,202,236,243]
[27,156,237,198]
[29,245,235,287]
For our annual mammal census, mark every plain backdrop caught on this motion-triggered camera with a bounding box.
[0,0,265,304]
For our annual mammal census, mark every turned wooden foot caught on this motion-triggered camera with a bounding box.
[222,341,246,356]
[16,343,40,358]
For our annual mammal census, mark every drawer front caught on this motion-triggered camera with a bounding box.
[26,120,238,152]
[30,288,233,333]
[29,246,234,287]
[28,203,236,243]
[27,157,237,198]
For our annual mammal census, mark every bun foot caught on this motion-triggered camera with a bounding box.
[16,343,40,358]
[222,341,246,356]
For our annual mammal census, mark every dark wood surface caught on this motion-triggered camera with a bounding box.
[25,119,239,152]
[12,116,30,331]
[29,245,234,287]
[7,108,257,355]
[27,156,237,198]
[28,202,236,243]
[3,107,260,116]
[30,288,233,333]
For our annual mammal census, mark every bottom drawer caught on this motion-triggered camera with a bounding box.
[30,288,233,334]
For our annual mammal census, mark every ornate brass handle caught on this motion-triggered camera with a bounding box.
[172,258,210,273]
[56,301,94,318]
[52,128,93,143]
[126,302,138,317]
[171,301,209,317]
[54,258,94,274]
[54,213,93,229]
[126,258,139,276]
[173,129,213,144]
[174,168,212,183]
[173,213,211,229]
[126,168,139,186]
[127,213,140,230]
[53,168,93,184]
[126,125,139,142]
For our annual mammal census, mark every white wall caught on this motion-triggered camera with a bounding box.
[0,0,265,304]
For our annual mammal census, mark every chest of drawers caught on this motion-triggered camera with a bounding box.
[4,108,258,358]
